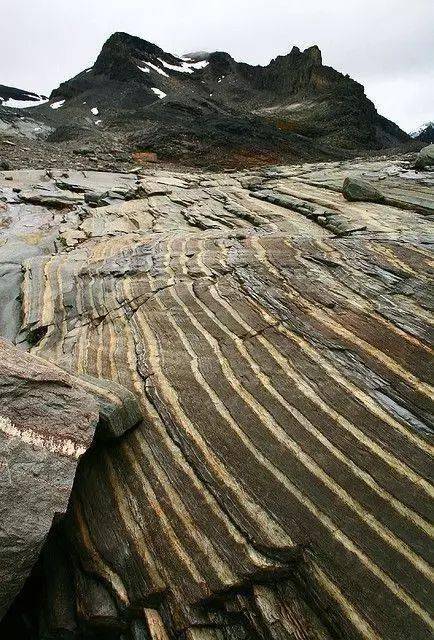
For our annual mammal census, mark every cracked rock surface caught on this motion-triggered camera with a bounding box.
[0,157,433,639]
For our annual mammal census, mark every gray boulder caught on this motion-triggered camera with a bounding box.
[342,176,385,203]
[415,144,434,170]
[0,340,99,620]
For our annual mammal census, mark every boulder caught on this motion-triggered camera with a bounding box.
[415,144,434,170]
[0,340,99,619]
[342,176,385,202]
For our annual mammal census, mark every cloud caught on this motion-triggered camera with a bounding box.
[1,0,433,131]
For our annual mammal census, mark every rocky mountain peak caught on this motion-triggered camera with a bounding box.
[411,121,434,144]
[303,44,322,64]
[2,31,410,165]
[286,44,322,65]
[272,44,323,68]
[206,50,235,75]
[183,50,210,61]
[93,31,172,79]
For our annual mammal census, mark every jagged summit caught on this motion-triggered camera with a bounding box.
[282,44,323,65]
[411,121,434,144]
[1,32,409,166]
[93,31,181,79]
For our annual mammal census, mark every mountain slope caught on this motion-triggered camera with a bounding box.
[411,122,434,144]
[1,32,410,166]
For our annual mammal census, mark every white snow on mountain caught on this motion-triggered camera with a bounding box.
[410,121,434,138]
[158,58,194,73]
[187,59,209,70]
[158,57,209,74]
[91,107,99,115]
[151,87,167,99]
[137,65,150,73]
[143,61,169,77]
[0,96,48,109]
[50,99,65,109]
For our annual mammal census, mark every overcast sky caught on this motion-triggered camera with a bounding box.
[1,0,433,132]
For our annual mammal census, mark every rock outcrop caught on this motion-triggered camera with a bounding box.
[0,155,432,639]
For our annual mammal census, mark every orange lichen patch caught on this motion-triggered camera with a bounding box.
[132,151,158,164]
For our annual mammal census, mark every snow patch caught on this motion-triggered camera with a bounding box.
[91,107,99,115]
[143,61,169,77]
[137,65,150,73]
[151,87,167,100]
[1,96,48,109]
[95,119,102,125]
[85,68,93,73]
[158,57,209,73]
[188,59,209,70]
[50,99,65,109]
[158,57,194,74]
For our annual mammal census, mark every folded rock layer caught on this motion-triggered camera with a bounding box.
[0,157,432,639]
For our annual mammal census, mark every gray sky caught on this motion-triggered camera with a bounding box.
[1,0,433,132]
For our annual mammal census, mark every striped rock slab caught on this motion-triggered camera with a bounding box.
[0,158,433,639]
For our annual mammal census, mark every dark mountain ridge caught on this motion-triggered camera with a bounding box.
[1,32,410,166]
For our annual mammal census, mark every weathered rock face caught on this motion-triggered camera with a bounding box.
[0,340,99,619]
[0,156,432,639]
